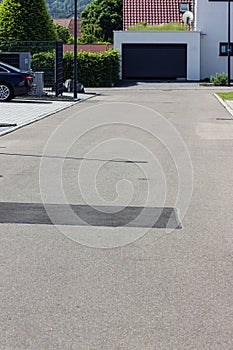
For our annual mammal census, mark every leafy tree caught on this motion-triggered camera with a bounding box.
[78,24,103,44]
[81,0,123,42]
[53,23,72,43]
[0,0,57,41]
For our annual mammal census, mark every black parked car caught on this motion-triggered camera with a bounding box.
[0,61,34,102]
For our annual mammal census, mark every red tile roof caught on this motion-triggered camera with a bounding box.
[53,18,82,37]
[123,0,193,30]
[53,18,72,28]
[63,44,113,53]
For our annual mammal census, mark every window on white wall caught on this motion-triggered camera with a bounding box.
[219,43,233,56]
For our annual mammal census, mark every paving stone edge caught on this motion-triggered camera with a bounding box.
[0,94,95,137]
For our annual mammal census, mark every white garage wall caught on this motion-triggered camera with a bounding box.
[114,31,201,80]
[195,0,233,80]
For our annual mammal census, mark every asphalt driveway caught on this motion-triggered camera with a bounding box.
[0,84,233,349]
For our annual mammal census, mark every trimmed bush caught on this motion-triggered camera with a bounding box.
[210,72,228,86]
[63,49,120,87]
[31,51,55,87]
[32,49,120,87]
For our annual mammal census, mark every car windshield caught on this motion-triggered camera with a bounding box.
[0,61,21,73]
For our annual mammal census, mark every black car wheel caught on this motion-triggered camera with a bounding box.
[0,82,13,102]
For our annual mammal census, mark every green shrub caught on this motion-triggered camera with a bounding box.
[31,52,55,86]
[53,24,73,44]
[31,52,55,68]
[128,22,188,31]
[210,72,228,86]
[32,49,120,87]
[63,49,120,87]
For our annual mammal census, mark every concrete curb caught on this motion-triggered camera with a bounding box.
[0,94,95,137]
[214,93,233,118]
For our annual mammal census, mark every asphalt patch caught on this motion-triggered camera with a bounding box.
[0,202,181,229]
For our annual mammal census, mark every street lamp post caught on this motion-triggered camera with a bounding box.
[74,0,78,99]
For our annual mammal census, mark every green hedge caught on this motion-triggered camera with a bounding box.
[31,52,55,86]
[31,49,120,87]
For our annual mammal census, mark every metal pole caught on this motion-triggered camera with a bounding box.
[192,0,195,31]
[74,0,78,99]
[228,0,231,86]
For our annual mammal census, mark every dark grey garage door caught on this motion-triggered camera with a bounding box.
[122,44,187,80]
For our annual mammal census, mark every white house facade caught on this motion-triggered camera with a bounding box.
[114,30,201,80]
[196,0,233,80]
[114,0,233,81]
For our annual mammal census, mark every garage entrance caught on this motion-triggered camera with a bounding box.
[122,44,187,80]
